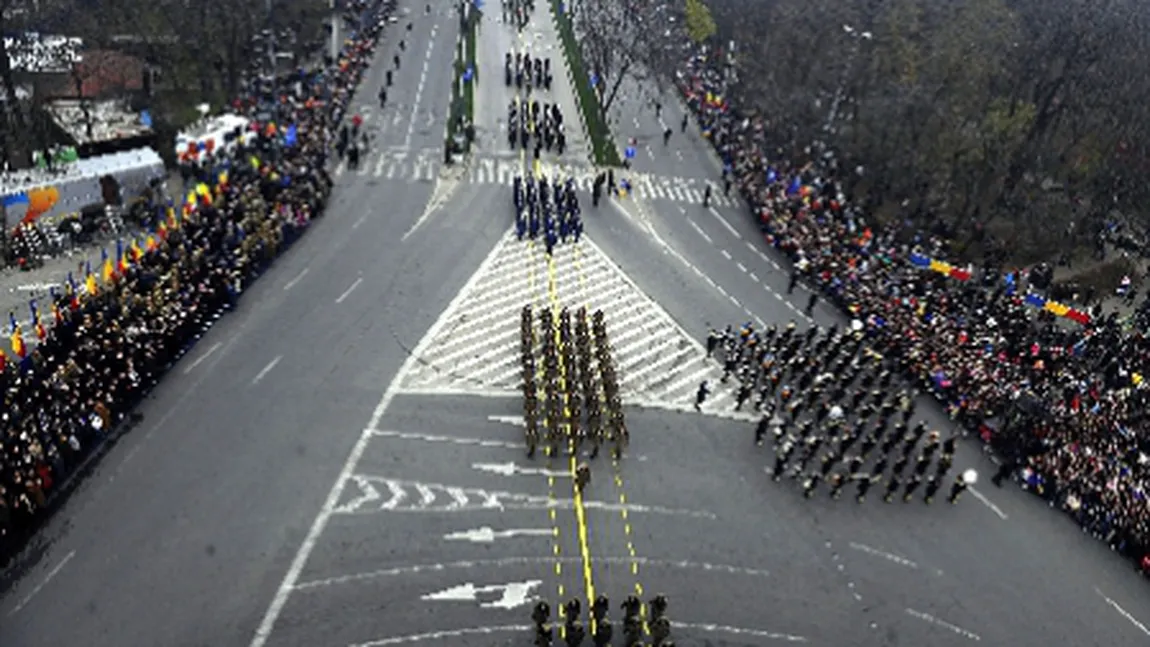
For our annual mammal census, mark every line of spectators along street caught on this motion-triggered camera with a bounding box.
[0,0,391,564]
[679,46,1150,578]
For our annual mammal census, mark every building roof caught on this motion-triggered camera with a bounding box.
[69,49,145,97]
[44,99,152,146]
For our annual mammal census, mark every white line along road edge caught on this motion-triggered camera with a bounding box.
[247,230,516,647]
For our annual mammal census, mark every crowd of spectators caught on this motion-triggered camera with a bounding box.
[679,48,1150,577]
[0,0,390,564]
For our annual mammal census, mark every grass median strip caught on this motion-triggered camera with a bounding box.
[549,0,622,167]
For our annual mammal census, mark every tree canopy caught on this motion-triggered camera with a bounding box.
[702,0,1150,264]
[685,0,717,44]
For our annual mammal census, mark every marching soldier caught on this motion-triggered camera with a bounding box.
[923,475,941,504]
[949,470,977,504]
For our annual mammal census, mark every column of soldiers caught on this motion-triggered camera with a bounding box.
[531,594,673,647]
[505,51,553,92]
[700,322,976,505]
[502,0,534,30]
[519,306,627,462]
[507,96,567,156]
[512,174,583,253]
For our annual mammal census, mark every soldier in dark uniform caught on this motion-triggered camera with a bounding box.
[856,473,875,503]
[948,471,975,504]
[883,473,902,503]
[902,473,923,502]
[923,475,941,504]
[754,415,770,446]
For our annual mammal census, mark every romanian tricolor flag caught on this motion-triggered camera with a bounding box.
[116,239,129,273]
[85,262,99,296]
[130,238,144,262]
[8,313,25,359]
[48,288,63,324]
[166,206,178,231]
[66,272,81,310]
[101,248,114,283]
[29,300,45,341]
[158,220,169,240]
[145,233,158,252]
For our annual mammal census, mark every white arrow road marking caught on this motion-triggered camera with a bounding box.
[334,476,382,514]
[487,415,525,427]
[444,526,554,543]
[333,476,716,518]
[472,461,569,478]
[421,580,543,609]
[415,484,437,506]
[381,481,406,510]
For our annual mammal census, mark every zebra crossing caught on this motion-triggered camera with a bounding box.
[334,147,738,208]
[397,230,738,411]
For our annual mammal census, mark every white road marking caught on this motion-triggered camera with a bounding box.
[905,608,981,641]
[352,214,368,229]
[247,232,516,647]
[1097,588,1150,637]
[709,206,742,239]
[403,38,435,149]
[335,277,364,304]
[371,429,521,449]
[676,622,807,643]
[444,526,554,543]
[968,486,1008,520]
[848,542,919,569]
[749,272,759,282]
[720,249,732,260]
[736,262,747,273]
[283,268,309,291]
[293,556,770,591]
[8,550,75,616]
[422,580,542,609]
[182,341,222,375]
[251,355,282,385]
[395,234,732,408]
[352,625,530,647]
[688,218,712,243]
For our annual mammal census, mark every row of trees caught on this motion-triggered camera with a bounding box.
[703,0,1150,264]
[1,0,330,168]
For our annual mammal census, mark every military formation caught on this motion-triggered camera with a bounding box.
[699,322,977,504]
[507,95,567,155]
[512,173,583,251]
[506,50,553,93]
[520,305,628,467]
[502,0,534,30]
[531,594,674,647]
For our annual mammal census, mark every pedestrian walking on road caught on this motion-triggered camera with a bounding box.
[694,381,710,411]
[663,127,672,146]
[681,113,688,132]
[805,292,818,315]
[703,183,712,208]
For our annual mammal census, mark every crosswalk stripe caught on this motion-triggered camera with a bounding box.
[398,231,742,412]
[333,146,730,207]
